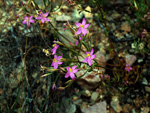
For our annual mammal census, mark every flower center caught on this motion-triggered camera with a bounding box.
[69,68,72,72]
[80,24,84,28]
[43,14,45,18]
[126,66,130,69]
[87,54,90,57]
[26,17,29,22]
[52,44,55,47]
[53,58,57,62]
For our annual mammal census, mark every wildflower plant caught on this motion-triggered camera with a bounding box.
[22,16,35,27]
[18,0,148,112]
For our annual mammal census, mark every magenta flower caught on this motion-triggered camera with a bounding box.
[125,64,133,72]
[52,83,57,91]
[36,11,50,23]
[51,43,59,55]
[51,55,63,69]
[76,40,79,45]
[65,66,79,80]
[22,16,35,27]
[82,48,96,66]
[75,18,90,35]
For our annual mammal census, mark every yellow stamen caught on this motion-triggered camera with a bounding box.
[80,24,84,28]
[26,17,29,22]
[43,14,45,18]
[53,58,57,62]
[69,68,72,72]
[87,54,90,57]
[52,44,55,47]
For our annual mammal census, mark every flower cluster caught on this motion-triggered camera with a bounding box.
[22,11,50,27]
[75,18,90,45]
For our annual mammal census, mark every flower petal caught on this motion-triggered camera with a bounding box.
[81,28,87,35]
[76,28,82,35]
[41,19,45,23]
[84,24,90,28]
[51,62,54,66]
[72,65,77,70]
[29,19,35,23]
[82,57,88,63]
[29,16,33,19]
[70,73,75,80]
[73,69,78,73]
[65,72,70,78]
[36,17,41,20]
[88,59,92,66]
[27,22,30,27]
[54,63,58,69]
[45,18,50,22]
[91,55,96,59]
[66,67,70,71]
[22,20,26,24]
[90,48,94,55]
[57,56,62,59]
[44,12,49,17]
[58,61,63,65]
[76,40,78,45]
[82,18,86,25]
[75,23,81,27]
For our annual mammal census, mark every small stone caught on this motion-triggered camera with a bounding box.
[110,96,122,113]
[73,96,78,101]
[125,54,137,66]
[32,72,38,79]
[81,101,107,113]
[145,86,150,93]
[111,12,121,19]
[99,48,106,55]
[121,22,131,32]
[91,92,99,103]
[140,107,149,113]
[142,77,148,85]
[82,90,91,97]
[84,6,93,23]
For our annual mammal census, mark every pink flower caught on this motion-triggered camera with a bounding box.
[51,43,59,55]
[82,48,96,66]
[51,55,63,69]
[76,40,79,45]
[125,64,133,72]
[22,16,35,27]
[36,11,50,23]
[75,18,90,35]
[52,83,57,91]
[65,66,79,80]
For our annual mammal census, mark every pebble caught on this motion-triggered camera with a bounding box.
[91,92,99,103]
[82,90,91,97]
[142,77,148,85]
[145,86,150,93]
[110,96,122,113]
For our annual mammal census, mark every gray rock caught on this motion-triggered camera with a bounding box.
[71,6,83,22]
[81,101,107,113]
[91,92,99,103]
[110,96,122,113]
[82,90,91,97]
[142,77,148,85]
[58,29,76,47]
[145,86,150,93]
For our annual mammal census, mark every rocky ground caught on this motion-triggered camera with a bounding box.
[0,0,150,113]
